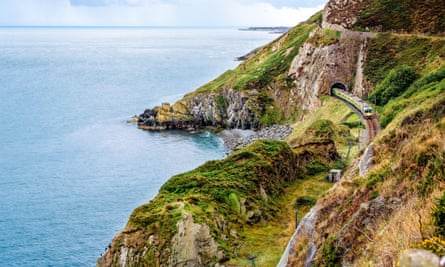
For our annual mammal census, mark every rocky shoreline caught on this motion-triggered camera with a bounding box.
[218,124,293,154]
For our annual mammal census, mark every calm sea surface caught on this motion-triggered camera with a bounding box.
[0,27,276,266]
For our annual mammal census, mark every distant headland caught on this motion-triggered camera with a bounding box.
[238,26,290,34]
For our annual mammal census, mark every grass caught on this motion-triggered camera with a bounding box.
[364,33,445,86]
[307,28,342,46]
[191,23,315,95]
[288,97,363,164]
[121,138,339,266]
[227,173,333,266]
[354,0,445,34]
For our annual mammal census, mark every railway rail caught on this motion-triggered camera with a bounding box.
[331,87,380,144]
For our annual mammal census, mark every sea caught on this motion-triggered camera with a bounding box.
[0,27,277,266]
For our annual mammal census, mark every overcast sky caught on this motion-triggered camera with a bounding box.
[0,0,327,27]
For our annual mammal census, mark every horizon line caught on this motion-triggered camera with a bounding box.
[0,25,293,29]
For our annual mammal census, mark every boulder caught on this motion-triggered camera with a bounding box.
[399,249,440,267]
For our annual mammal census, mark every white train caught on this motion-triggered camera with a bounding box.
[332,88,374,119]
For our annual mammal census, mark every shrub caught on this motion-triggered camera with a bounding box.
[307,119,336,139]
[318,236,343,267]
[368,65,418,106]
[295,196,317,208]
[432,192,445,236]
[416,237,445,257]
[403,67,445,98]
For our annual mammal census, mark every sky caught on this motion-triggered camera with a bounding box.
[0,0,327,27]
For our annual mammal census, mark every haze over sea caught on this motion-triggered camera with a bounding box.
[0,27,276,266]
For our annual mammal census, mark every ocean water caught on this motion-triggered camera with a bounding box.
[0,27,277,266]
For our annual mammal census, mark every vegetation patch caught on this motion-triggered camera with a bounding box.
[354,0,445,34]
[368,65,417,106]
[193,23,315,95]
[122,138,339,266]
[307,28,342,46]
[316,236,344,267]
[364,34,445,85]
[432,192,445,237]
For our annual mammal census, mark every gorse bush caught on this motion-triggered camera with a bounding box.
[416,237,445,257]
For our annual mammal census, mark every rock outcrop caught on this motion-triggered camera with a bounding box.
[137,26,374,131]
[399,249,442,267]
[322,0,445,35]
[322,0,371,31]
[168,213,219,267]
[137,88,261,130]
[98,139,339,266]
[287,28,372,108]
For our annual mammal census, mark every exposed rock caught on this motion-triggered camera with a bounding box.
[337,196,402,265]
[399,249,440,267]
[168,213,219,267]
[279,207,319,267]
[287,27,372,105]
[98,212,221,267]
[322,0,371,31]
[359,142,374,177]
[219,124,293,154]
[137,88,261,131]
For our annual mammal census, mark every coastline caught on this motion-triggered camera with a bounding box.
[218,124,293,154]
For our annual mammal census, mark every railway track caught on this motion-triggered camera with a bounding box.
[331,90,380,144]
[364,117,379,141]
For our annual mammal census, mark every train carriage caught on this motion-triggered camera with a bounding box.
[332,88,374,119]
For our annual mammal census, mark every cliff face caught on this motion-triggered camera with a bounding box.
[137,24,372,130]
[138,88,261,130]
[98,139,339,266]
[286,93,445,266]
[288,27,375,107]
[322,0,371,31]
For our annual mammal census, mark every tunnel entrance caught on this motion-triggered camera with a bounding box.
[330,82,348,95]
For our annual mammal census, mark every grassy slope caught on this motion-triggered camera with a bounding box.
[288,96,364,164]
[188,23,315,96]
[354,0,445,34]
[126,138,337,266]
[312,32,445,265]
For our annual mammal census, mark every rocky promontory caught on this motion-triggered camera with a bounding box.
[137,88,261,131]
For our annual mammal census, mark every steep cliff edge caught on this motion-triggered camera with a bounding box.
[136,17,374,131]
[98,139,339,266]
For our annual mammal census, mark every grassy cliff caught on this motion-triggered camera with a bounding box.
[101,138,339,266]
[305,29,445,267]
